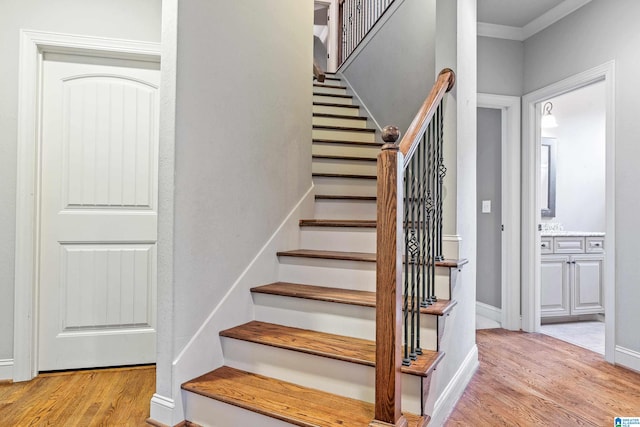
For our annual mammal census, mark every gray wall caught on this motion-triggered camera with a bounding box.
[524,0,640,353]
[476,108,502,308]
[172,0,312,356]
[478,36,524,96]
[340,0,436,133]
[541,82,606,232]
[0,0,161,362]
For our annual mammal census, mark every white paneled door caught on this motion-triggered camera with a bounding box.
[38,53,160,371]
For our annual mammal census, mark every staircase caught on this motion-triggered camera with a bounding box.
[180,73,464,426]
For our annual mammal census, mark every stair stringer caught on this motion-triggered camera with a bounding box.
[172,186,315,423]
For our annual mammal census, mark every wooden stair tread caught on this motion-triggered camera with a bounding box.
[277,249,468,268]
[313,83,347,90]
[315,194,377,201]
[220,321,442,377]
[182,366,427,427]
[313,102,359,109]
[313,92,352,99]
[313,124,376,133]
[313,113,367,121]
[252,282,457,316]
[313,154,377,162]
[300,219,376,228]
[313,138,383,147]
[312,173,377,180]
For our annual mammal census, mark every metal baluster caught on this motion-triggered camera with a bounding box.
[402,165,411,366]
[409,155,417,361]
[428,115,437,304]
[436,100,446,263]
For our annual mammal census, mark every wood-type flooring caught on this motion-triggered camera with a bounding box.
[447,329,640,426]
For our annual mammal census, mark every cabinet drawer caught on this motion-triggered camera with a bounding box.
[586,237,605,253]
[540,237,553,254]
[554,237,585,254]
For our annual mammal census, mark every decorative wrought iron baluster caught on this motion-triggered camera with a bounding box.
[402,165,411,366]
[435,100,446,262]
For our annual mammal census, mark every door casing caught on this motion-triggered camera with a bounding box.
[13,30,161,381]
[521,61,615,363]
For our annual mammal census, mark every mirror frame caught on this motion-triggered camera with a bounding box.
[541,137,557,218]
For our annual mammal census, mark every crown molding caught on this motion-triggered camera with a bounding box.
[479,0,592,41]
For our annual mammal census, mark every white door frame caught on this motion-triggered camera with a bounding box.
[521,61,615,363]
[13,30,160,381]
[477,93,521,331]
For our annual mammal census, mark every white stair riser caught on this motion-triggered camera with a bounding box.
[252,293,439,350]
[312,158,377,175]
[185,393,292,427]
[313,104,360,116]
[312,142,381,158]
[313,94,352,105]
[313,85,348,95]
[312,176,377,197]
[278,257,452,300]
[221,338,424,415]
[300,227,376,252]
[278,257,376,291]
[313,128,376,143]
[313,198,377,220]
[313,115,368,128]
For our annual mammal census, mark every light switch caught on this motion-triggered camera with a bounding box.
[482,200,491,213]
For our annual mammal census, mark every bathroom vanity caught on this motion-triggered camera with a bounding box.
[540,232,605,318]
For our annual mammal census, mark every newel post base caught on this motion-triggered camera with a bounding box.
[368,416,409,427]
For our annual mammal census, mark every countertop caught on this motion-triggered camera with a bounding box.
[541,231,605,237]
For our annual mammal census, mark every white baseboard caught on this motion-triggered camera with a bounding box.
[0,359,13,380]
[476,302,502,323]
[430,345,479,425]
[615,345,640,373]
[149,393,175,426]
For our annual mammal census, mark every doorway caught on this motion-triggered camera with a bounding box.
[521,62,615,363]
[476,94,521,331]
[13,31,161,381]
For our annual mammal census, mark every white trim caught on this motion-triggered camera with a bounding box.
[0,359,14,381]
[477,22,523,41]
[339,72,383,132]
[615,346,640,374]
[173,185,315,365]
[521,61,615,364]
[13,30,161,382]
[478,0,593,41]
[476,302,501,324]
[149,393,175,425]
[429,345,479,426]
[522,0,593,40]
[337,0,407,72]
[477,93,521,331]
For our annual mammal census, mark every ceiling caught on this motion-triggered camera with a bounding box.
[477,0,592,41]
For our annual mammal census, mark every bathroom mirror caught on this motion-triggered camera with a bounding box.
[541,138,556,218]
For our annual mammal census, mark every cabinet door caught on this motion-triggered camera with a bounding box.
[572,255,604,315]
[541,255,571,317]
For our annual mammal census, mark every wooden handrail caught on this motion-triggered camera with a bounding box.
[397,68,455,166]
[313,59,326,83]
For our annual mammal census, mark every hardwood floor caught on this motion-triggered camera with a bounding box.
[0,365,155,426]
[447,329,640,426]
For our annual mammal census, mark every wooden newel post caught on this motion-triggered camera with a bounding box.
[370,126,408,427]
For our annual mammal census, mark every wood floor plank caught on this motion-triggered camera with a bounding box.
[251,282,457,315]
[220,321,441,377]
[0,365,155,426]
[182,366,427,427]
[446,329,640,426]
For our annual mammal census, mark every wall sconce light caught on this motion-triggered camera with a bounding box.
[541,101,558,129]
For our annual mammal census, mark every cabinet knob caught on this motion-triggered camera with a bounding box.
[595,243,601,247]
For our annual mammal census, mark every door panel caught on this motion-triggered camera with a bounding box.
[39,53,159,371]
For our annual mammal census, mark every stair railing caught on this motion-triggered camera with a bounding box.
[338,0,396,66]
[371,68,455,426]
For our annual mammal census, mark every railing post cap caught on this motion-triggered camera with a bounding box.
[439,68,456,92]
[381,125,401,151]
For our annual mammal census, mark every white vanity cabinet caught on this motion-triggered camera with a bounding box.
[541,235,604,318]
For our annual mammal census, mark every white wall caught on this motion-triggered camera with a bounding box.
[524,0,640,355]
[154,0,313,422]
[541,81,606,232]
[0,0,161,362]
